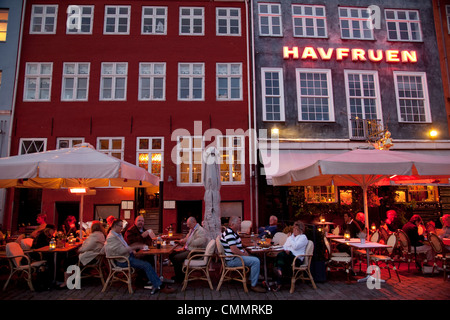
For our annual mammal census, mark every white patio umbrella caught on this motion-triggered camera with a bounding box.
[202,147,222,241]
[0,143,160,236]
[268,148,450,231]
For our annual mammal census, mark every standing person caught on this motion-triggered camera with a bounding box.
[272,221,308,292]
[169,216,207,283]
[402,214,434,265]
[220,216,266,293]
[105,219,175,294]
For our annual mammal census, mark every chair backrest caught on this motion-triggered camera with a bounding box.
[203,239,216,262]
[302,240,314,267]
[428,233,443,254]
[379,227,389,241]
[216,235,225,256]
[370,230,380,243]
[332,225,340,235]
[396,229,410,251]
[385,233,397,255]
[6,242,25,267]
[272,232,288,245]
[323,237,331,258]
[241,220,252,234]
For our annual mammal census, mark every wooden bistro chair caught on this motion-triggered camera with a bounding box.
[3,242,46,291]
[369,233,401,282]
[323,237,352,282]
[395,229,417,272]
[428,233,450,281]
[102,255,135,294]
[77,253,106,286]
[290,240,317,293]
[240,220,252,234]
[181,239,216,291]
[215,235,249,293]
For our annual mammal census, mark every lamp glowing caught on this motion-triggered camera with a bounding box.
[344,230,351,241]
[69,187,88,194]
[429,130,438,139]
[271,128,279,136]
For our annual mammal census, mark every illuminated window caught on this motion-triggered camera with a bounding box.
[216,63,242,100]
[179,7,204,35]
[97,137,124,160]
[0,9,8,41]
[137,137,164,179]
[385,9,422,42]
[104,6,130,34]
[395,190,406,203]
[258,3,282,36]
[178,63,204,100]
[24,63,53,101]
[100,63,127,100]
[19,138,47,155]
[408,186,438,202]
[261,68,285,121]
[30,5,58,34]
[66,5,94,34]
[217,136,245,184]
[393,71,430,123]
[339,7,373,40]
[57,138,84,149]
[296,68,334,121]
[142,6,167,35]
[216,8,241,36]
[139,63,165,100]
[305,186,336,203]
[177,136,203,185]
[339,189,353,205]
[62,63,89,101]
[292,5,327,38]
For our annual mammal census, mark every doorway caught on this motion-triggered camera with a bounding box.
[176,200,202,234]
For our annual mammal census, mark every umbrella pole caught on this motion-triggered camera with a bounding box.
[79,193,84,240]
[363,185,369,235]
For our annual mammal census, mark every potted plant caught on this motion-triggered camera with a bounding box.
[357,231,367,244]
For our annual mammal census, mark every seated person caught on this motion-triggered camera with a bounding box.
[258,215,279,238]
[62,215,77,237]
[337,212,365,255]
[78,221,106,266]
[384,210,402,233]
[30,213,48,238]
[124,215,156,266]
[402,215,434,266]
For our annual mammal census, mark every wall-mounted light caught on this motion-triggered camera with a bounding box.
[69,187,88,194]
[271,128,279,137]
[429,129,438,139]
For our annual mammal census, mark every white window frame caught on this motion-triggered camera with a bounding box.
[61,63,90,101]
[104,6,130,35]
[178,63,205,101]
[0,9,8,41]
[393,71,431,123]
[258,3,282,37]
[292,4,327,38]
[217,135,245,185]
[296,68,334,122]
[100,62,128,101]
[177,136,204,186]
[30,5,58,34]
[141,6,167,35]
[216,7,241,36]
[179,7,204,36]
[56,137,85,149]
[261,67,285,122]
[447,5,450,34]
[136,137,164,180]
[66,5,94,34]
[216,63,243,101]
[385,9,422,42]
[139,63,166,101]
[24,63,53,101]
[305,186,337,203]
[338,6,373,40]
[97,137,125,160]
[19,138,47,155]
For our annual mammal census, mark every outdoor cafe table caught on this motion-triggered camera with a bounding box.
[331,238,391,283]
[136,244,175,283]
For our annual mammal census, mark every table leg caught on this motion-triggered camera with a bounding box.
[357,249,385,283]
[262,252,270,291]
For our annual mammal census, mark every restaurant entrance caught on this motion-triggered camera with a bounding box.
[176,200,202,234]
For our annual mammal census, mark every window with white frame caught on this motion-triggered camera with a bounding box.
[24,63,52,101]
[393,71,430,123]
[447,6,450,34]
[385,9,422,41]
[100,63,127,100]
[296,69,334,121]
[104,6,130,34]
[179,7,204,35]
[97,137,124,160]
[139,63,165,100]
[305,186,336,203]
[217,135,244,184]
[258,3,282,36]
[56,137,84,149]
[178,63,204,100]
[217,63,242,100]
[142,6,167,35]
[292,5,327,38]
[344,70,382,138]
[177,136,203,185]
[339,7,373,40]
[30,5,58,34]
[61,63,89,101]
[216,7,241,36]
[0,9,8,41]
[261,68,285,121]
[137,137,164,179]
[66,5,94,34]
[19,138,47,155]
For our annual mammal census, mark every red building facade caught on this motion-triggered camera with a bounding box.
[4,0,254,233]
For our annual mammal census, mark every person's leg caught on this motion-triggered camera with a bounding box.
[170,250,190,281]
[241,256,261,287]
[127,256,162,288]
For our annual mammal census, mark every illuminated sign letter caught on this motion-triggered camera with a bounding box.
[317,47,333,60]
[351,49,367,61]
[386,50,400,63]
[283,46,299,59]
[301,47,318,60]
[401,50,417,63]
[336,48,350,61]
[368,49,383,62]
